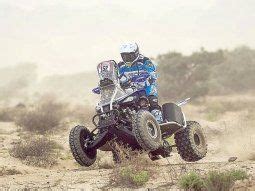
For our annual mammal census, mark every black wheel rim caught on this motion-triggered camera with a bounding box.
[194,133,201,146]
[147,120,158,139]
[80,130,96,159]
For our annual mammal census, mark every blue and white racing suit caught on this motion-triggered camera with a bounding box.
[118,55,163,123]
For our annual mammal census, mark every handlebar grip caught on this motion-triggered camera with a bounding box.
[92,87,100,94]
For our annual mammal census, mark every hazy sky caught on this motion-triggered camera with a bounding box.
[1,0,255,76]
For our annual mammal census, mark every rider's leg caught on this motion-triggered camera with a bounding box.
[145,84,163,123]
[148,95,163,124]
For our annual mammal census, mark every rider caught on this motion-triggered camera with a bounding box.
[118,42,163,123]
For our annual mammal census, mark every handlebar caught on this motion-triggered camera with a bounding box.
[92,87,100,94]
[93,73,151,93]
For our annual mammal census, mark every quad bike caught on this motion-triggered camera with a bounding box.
[69,60,207,166]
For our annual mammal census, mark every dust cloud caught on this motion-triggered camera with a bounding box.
[218,119,255,161]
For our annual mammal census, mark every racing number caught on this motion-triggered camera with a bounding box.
[102,65,109,72]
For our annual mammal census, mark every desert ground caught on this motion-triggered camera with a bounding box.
[0,94,254,190]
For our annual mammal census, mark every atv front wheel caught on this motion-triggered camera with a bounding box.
[174,121,207,162]
[69,125,97,166]
[133,110,162,151]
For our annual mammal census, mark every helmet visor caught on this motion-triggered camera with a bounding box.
[121,52,138,63]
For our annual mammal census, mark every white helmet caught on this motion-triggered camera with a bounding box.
[120,43,139,64]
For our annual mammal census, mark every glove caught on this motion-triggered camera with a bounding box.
[121,79,132,89]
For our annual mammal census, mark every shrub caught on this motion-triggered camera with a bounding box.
[131,170,149,186]
[120,167,149,186]
[157,46,255,100]
[9,136,62,167]
[228,169,249,181]
[111,146,154,187]
[0,166,22,176]
[157,49,224,100]
[15,97,67,134]
[178,169,249,191]
[204,170,248,191]
[204,171,233,191]
[178,171,204,191]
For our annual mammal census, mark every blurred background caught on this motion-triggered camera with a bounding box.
[1,1,255,73]
[1,0,255,105]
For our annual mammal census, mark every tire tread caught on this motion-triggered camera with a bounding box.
[69,125,96,166]
[174,121,207,162]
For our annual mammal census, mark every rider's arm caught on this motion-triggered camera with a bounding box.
[118,63,130,86]
[144,59,158,83]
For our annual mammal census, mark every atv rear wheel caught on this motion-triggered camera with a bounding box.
[69,125,97,166]
[133,110,162,151]
[174,121,207,162]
